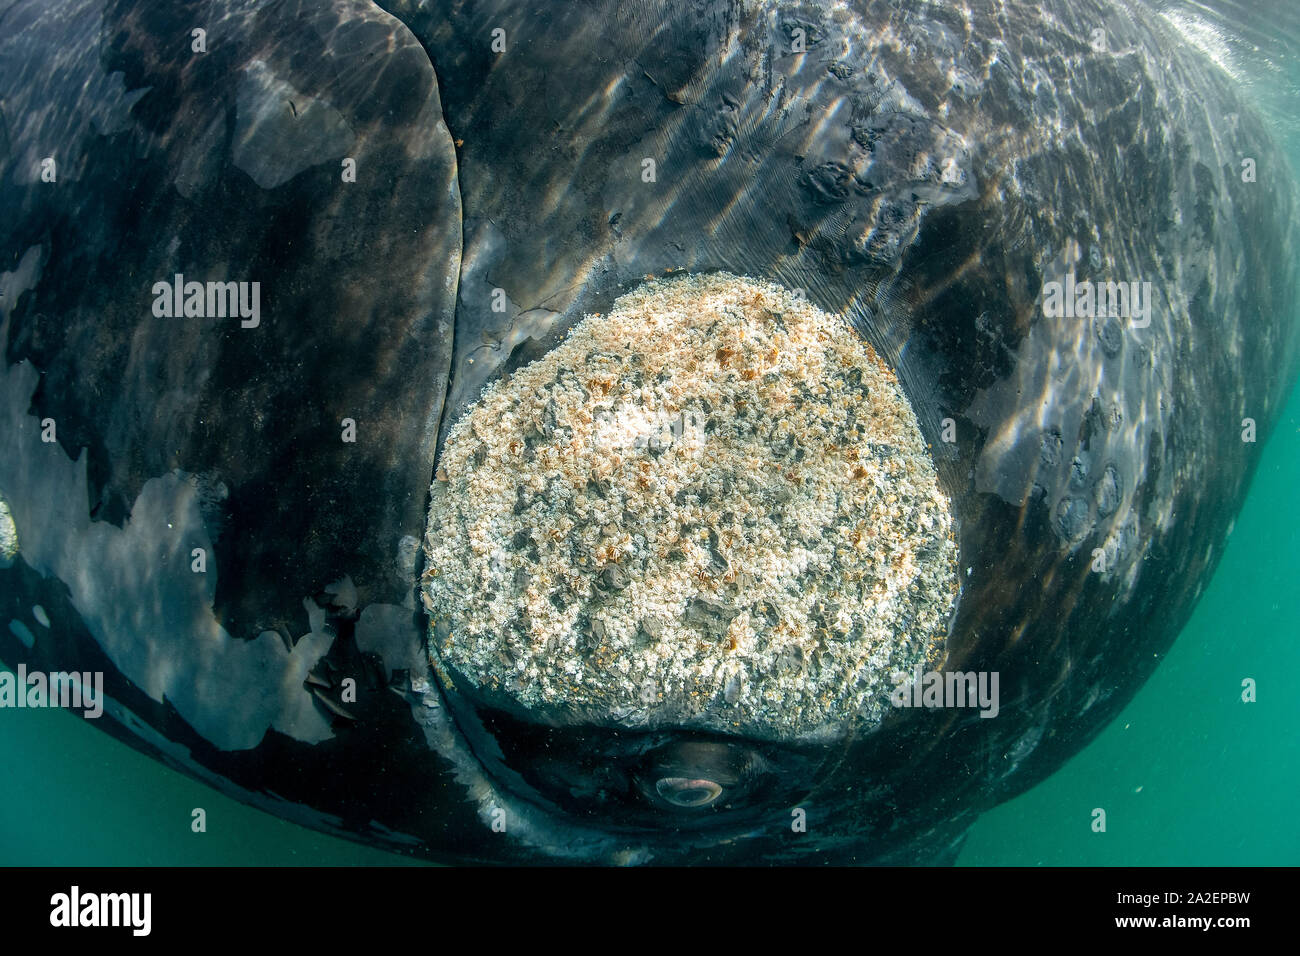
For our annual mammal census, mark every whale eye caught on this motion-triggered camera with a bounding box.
[443,697,825,830]
[655,777,724,808]
[631,739,769,814]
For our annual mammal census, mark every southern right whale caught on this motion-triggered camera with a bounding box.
[0,0,1294,863]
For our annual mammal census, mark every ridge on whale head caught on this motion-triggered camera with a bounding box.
[0,0,1295,863]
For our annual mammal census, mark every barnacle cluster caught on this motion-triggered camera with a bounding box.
[423,273,958,741]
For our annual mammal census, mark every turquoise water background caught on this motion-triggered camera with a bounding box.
[1,0,1297,865]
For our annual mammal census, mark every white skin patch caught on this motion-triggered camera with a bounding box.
[423,273,958,741]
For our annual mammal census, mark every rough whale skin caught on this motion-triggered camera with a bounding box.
[0,0,1295,864]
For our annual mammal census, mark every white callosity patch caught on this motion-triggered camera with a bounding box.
[424,273,958,741]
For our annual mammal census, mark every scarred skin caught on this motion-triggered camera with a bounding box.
[0,0,1295,863]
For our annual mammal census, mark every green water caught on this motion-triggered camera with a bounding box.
[958,378,1300,865]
